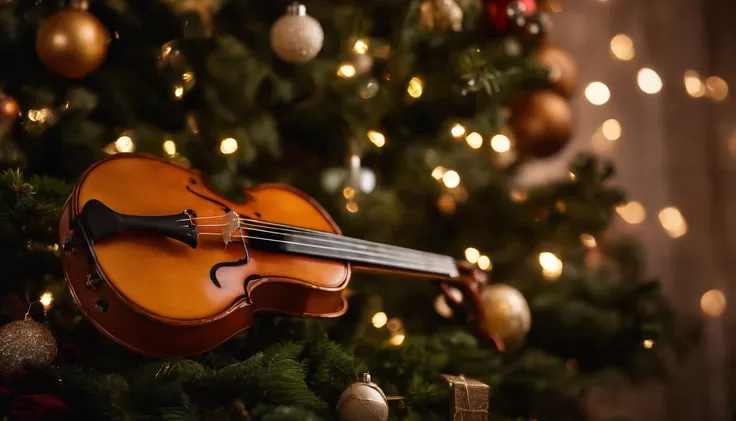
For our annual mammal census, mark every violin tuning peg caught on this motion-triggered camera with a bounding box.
[86,273,102,290]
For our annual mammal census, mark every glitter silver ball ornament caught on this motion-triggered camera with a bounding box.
[270,3,324,64]
[337,373,389,421]
[0,318,57,377]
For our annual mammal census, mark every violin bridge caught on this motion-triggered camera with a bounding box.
[220,211,240,246]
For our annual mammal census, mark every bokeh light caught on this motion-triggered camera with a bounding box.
[539,252,563,280]
[466,132,483,149]
[610,34,635,61]
[220,138,238,154]
[585,82,611,105]
[40,291,53,310]
[477,255,492,271]
[163,140,176,156]
[442,170,461,188]
[464,247,480,264]
[407,77,423,98]
[658,206,687,238]
[705,76,729,102]
[367,130,386,147]
[601,119,621,141]
[353,39,369,54]
[684,71,706,98]
[372,312,388,328]
[491,134,511,153]
[701,290,726,318]
[451,123,466,138]
[115,135,134,153]
[616,201,646,224]
[337,63,357,78]
[637,68,663,94]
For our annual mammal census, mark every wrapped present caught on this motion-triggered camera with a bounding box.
[440,374,490,421]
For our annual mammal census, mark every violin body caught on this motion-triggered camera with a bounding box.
[60,154,487,357]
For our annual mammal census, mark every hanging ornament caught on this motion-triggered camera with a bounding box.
[419,0,464,32]
[337,373,389,421]
[0,315,57,377]
[158,40,197,100]
[0,93,20,136]
[479,284,531,350]
[440,375,490,421]
[36,0,109,79]
[509,89,572,158]
[486,0,537,31]
[536,44,578,97]
[270,3,324,64]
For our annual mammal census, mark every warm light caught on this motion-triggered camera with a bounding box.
[701,289,726,318]
[389,333,406,346]
[174,85,185,98]
[407,77,424,98]
[490,134,511,153]
[442,170,461,188]
[585,82,611,105]
[477,255,492,271]
[510,189,527,203]
[464,247,480,264]
[39,291,53,310]
[115,135,134,153]
[580,234,597,248]
[539,252,563,280]
[658,206,687,238]
[353,39,369,54]
[684,71,706,98]
[343,187,355,199]
[638,68,663,94]
[346,201,359,213]
[372,312,388,328]
[643,339,654,349]
[386,318,402,332]
[337,64,357,78]
[431,166,447,180]
[450,124,466,138]
[367,130,386,148]
[568,171,576,181]
[601,119,621,141]
[466,132,483,149]
[182,72,194,82]
[610,34,635,61]
[162,140,176,156]
[616,201,646,224]
[220,138,238,154]
[706,76,729,102]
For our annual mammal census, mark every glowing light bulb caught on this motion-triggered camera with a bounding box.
[701,289,726,318]
[585,82,610,105]
[464,247,480,264]
[477,255,492,271]
[658,206,687,238]
[346,201,359,213]
[450,124,466,138]
[580,234,597,248]
[465,132,483,149]
[337,64,357,78]
[367,130,386,148]
[601,119,621,141]
[684,71,706,98]
[407,77,423,98]
[616,201,646,224]
[442,170,460,188]
[162,140,176,156]
[638,68,663,94]
[432,166,447,180]
[343,187,355,199]
[39,291,53,310]
[706,76,729,102]
[643,339,654,349]
[115,135,134,153]
[174,85,185,98]
[372,312,388,328]
[353,39,369,54]
[610,34,635,61]
[539,252,563,280]
[490,134,511,153]
[220,138,238,155]
[389,333,406,346]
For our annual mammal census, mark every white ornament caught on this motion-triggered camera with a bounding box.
[270,3,324,64]
[337,373,389,421]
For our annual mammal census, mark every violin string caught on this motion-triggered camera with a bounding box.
[196,232,455,275]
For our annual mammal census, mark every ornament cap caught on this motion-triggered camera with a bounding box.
[287,2,307,16]
[362,373,372,383]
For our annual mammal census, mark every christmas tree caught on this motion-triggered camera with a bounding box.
[0,0,688,420]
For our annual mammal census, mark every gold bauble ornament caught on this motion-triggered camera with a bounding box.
[337,373,389,421]
[270,3,324,64]
[0,317,57,377]
[536,44,578,97]
[420,0,464,32]
[36,2,109,79]
[509,89,573,158]
[479,284,531,351]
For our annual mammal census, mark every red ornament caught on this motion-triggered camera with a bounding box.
[486,0,537,31]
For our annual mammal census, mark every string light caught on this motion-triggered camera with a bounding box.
[367,130,386,148]
[705,76,729,102]
[220,138,238,154]
[162,140,176,156]
[372,312,388,328]
[568,171,576,181]
[174,85,185,99]
[585,82,611,105]
[450,123,466,138]
[490,134,511,153]
[442,170,460,188]
[637,68,663,94]
[389,332,406,346]
[643,339,654,349]
[610,34,635,61]
[616,201,646,224]
[464,247,480,264]
[343,187,355,199]
[539,252,563,280]
[477,255,492,271]
[337,63,357,78]
[601,119,621,141]
[39,291,53,310]
[346,201,359,213]
[580,234,597,248]
[407,77,423,98]
[115,135,134,153]
[353,39,369,54]
[684,71,706,98]
[431,166,447,180]
[701,289,726,318]
[658,206,687,238]
[465,132,483,149]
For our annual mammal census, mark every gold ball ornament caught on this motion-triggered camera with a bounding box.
[270,3,324,64]
[36,4,109,79]
[0,318,57,377]
[536,44,578,97]
[509,90,573,158]
[479,284,531,351]
[337,373,389,421]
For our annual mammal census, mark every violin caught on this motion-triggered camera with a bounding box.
[59,153,490,357]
